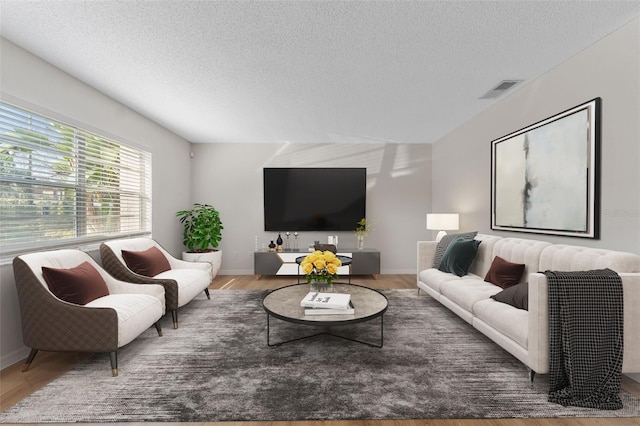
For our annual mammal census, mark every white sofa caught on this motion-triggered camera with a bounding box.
[417,234,640,379]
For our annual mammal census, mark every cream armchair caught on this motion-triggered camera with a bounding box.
[13,249,165,377]
[100,237,212,328]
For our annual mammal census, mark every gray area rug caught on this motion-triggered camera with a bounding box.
[2,288,640,422]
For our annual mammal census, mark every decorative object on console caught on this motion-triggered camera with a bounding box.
[355,217,372,250]
[314,244,337,253]
[491,98,600,239]
[426,213,459,242]
[437,237,481,277]
[484,256,525,288]
[276,233,283,252]
[432,231,478,269]
[300,250,342,288]
[268,240,276,252]
[176,203,224,279]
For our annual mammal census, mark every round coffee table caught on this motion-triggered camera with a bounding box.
[262,283,388,347]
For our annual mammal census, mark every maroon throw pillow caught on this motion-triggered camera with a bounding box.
[121,246,171,277]
[42,261,110,305]
[484,256,525,289]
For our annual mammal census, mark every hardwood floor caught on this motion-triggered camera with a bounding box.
[2,274,639,425]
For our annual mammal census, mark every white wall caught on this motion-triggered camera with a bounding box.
[0,38,193,368]
[190,143,432,275]
[432,18,640,254]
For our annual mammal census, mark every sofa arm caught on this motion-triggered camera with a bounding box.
[619,273,640,372]
[528,271,640,375]
[417,241,437,278]
[527,273,549,374]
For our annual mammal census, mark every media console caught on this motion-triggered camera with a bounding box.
[254,248,380,280]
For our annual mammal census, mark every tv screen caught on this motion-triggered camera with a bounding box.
[263,167,366,232]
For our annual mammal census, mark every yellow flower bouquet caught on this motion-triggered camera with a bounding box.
[300,250,342,286]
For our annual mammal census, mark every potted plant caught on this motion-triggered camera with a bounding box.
[176,203,224,279]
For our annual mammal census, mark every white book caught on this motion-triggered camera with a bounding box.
[300,292,351,309]
[305,301,355,315]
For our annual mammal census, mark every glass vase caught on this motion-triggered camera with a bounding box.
[310,281,333,293]
[357,234,365,250]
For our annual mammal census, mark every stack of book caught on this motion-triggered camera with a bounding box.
[300,291,355,315]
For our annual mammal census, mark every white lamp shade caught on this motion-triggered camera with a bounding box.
[426,213,459,231]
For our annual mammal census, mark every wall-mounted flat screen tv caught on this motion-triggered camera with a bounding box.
[263,167,366,231]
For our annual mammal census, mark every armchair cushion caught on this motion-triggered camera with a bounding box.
[42,261,109,305]
[122,246,171,277]
[155,269,212,306]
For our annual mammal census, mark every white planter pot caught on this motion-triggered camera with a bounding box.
[182,250,222,280]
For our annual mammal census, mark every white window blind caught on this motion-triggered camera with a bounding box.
[0,102,152,254]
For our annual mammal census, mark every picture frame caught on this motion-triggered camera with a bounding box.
[491,98,600,239]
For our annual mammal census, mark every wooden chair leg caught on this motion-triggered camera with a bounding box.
[22,348,38,372]
[109,352,118,377]
[154,321,163,337]
[204,288,211,300]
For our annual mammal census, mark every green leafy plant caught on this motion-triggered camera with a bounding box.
[355,217,372,236]
[176,203,223,253]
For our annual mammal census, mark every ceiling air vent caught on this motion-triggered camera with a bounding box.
[479,80,523,99]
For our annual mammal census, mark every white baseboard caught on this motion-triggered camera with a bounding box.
[625,373,640,383]
[1,346,29,370]
[219,269,254,276]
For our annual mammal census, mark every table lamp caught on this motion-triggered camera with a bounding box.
[426,213,459,241]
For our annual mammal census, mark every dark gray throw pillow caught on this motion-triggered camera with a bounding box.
[491,282,529,310]
[433,231,478,268]
[437,237,481,277]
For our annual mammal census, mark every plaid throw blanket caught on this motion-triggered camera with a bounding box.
[544,268,624,410]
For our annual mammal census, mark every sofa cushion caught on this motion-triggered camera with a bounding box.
[418,268,469,293]
[433,231,478,268]
[439,278,502,312]
[473,298,529,348]
[491,282,529,310]
[438,237,481,277]
[484,256,525,289]
[42,261,110,305]
[122,246,171,277]
[491,238,551,286]
[539,244,640,273]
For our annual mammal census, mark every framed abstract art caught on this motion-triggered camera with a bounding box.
[491,98,600,239]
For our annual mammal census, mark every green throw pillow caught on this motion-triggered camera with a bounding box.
[438,237,481,277]
[433,231,478,268]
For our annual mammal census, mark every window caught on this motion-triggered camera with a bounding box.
[0,101,152,254]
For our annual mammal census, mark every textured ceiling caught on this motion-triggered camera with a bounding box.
[0,1,638,144]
